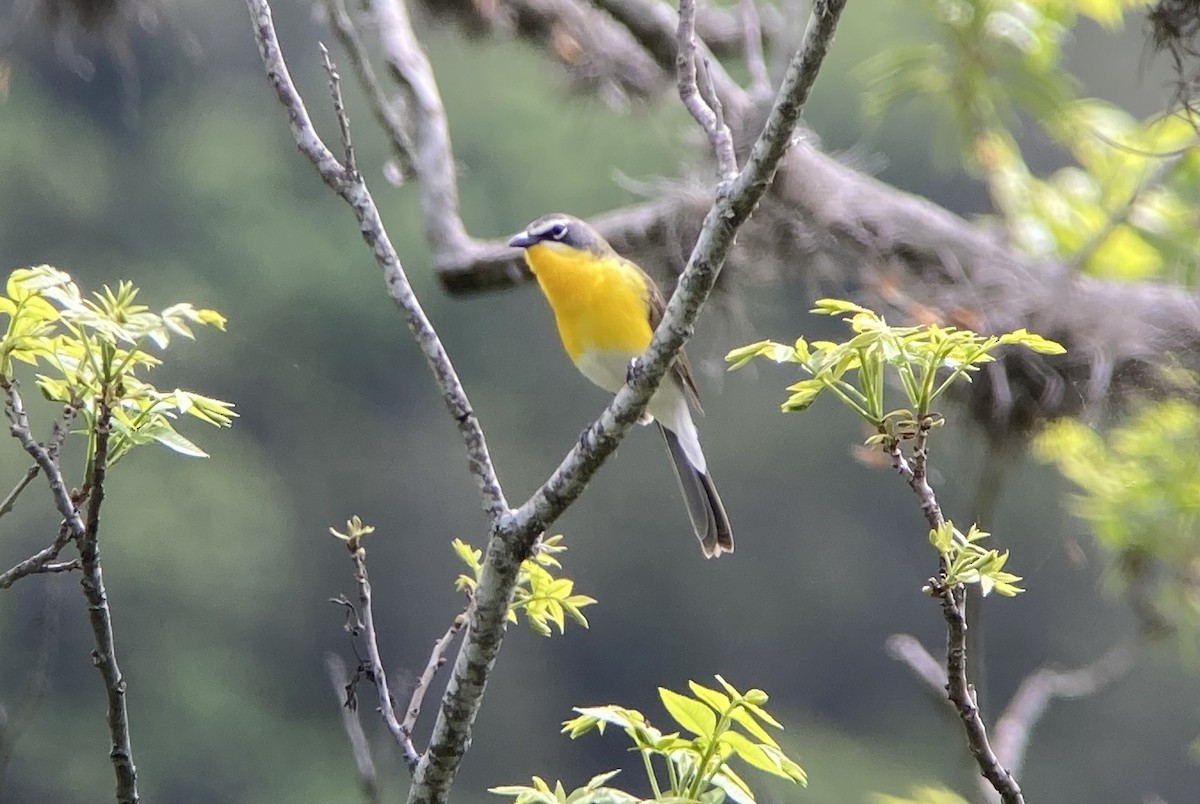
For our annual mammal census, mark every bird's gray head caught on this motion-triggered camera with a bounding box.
[507,214,612,255]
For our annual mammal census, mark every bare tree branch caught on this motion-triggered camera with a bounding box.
[0,464,39,518]
[345,544,420,769]
[677,0,737,179]
[324,0,416,182]
[886,633,948,695]
[3,381,86,539]
[0,384,86,589]
[891,417,1024,803]
[930,578,1022,804]
[76,404,139,804]
[991,640,1137,782]
[246,0,508,522]
[326,653,382,804]
[592,0,747,109]
[411,3,852,800]
[422,0,671,101]
[401,605,471,740]
[369,0,478,263]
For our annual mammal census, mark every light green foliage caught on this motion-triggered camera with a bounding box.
[0,265,234,468]
[873,784,969,804]
[453,535,597,636]
[1033,400,1200,628]
[492,676,805,804]
[928,522,1024,596]
[725,299,1063,438]
[862,0,1200,282]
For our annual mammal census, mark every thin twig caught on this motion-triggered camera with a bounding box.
[0,528,73,589]
[324,0,416,182]
[3,381,86,538]
[899,419,945,531]
[321,42,358,176]
[677,0,737,180]
[245,0,508,523]
[892,420,1023,803]
[933,581,1024,804]
[0,465,39,518]
[401,604,471,738]
[347,545,420,768]
[0,383,85,588]
[47,401,78,462]
[76,404,139,804]
[325,653,382,804]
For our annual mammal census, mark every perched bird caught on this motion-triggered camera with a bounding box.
[508,213,733,558]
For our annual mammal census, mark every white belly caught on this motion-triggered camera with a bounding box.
[573,349,706,473]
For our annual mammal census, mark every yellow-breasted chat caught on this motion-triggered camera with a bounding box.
[508,213,733,558]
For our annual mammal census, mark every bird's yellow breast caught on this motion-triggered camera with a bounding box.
[524,243,653,363]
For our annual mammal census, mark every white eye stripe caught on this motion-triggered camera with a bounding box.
[532,220,570,241]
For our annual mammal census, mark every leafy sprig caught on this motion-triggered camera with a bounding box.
[726,299,1063,439]
[492,677,806,804]
[928,522,1023,597]
[0,265,234,468]
[453,535,596,636]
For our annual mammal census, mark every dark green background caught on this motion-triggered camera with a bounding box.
[0,3,1195,803]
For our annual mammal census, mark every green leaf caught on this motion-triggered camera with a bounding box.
[811,298,872,317]
[659,687,717,738]
[719,731,781,776]
[141,422,210,458]
[687,680,731,714]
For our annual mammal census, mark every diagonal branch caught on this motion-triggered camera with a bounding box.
[990,640,1137,781]
[0,464,39,518]
[245,0,508,523]
[401,605,471,739]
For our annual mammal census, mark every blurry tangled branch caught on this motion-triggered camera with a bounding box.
[1149,0,1200,129]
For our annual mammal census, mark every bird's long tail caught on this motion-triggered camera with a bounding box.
[658,424,734,558]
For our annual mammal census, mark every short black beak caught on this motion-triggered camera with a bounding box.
[507,231,537,248]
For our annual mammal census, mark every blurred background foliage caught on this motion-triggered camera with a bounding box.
[0,1,1197,803]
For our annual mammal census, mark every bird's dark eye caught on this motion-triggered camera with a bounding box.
[548,222,568,241]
